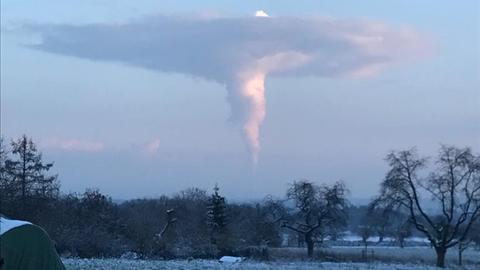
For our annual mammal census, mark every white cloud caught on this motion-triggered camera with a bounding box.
[255,10,269,18]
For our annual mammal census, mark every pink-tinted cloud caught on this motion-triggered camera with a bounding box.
[144,138,161,156]
[42,138,105,152]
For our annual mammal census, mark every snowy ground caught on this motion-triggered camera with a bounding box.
[324,246,479,265]
[62,246,480,270]
[340,231,429,244]
[63,258,478,270]
[270,246,479,266]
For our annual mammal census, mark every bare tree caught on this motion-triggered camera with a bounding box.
[457,220,480,266]
[374,146,480,267]
[169,188,212,257]
[393,217,412,248]
[358,224,373,249]
[282,180,348,257]
[158,209,177,239]
[263,195,288,225]
[368,203,412,248]
[457,238,472,266]
[364,205,391,244]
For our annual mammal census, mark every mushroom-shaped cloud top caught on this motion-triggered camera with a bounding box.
[32,14,431,164]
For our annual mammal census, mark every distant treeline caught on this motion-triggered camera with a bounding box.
[1,135,479,267]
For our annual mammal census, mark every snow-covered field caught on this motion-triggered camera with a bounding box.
[63,258,478,270]
[62,246,480,270]
[270,246,479,266]
[323,246,479,264]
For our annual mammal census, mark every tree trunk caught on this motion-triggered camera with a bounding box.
[399,238,405,248]
[378,233,384,243]
[22,147,27,203]
[297,232,303,247]
[305,234,314,257]
[435,246,447,268]
[458,242,465,266]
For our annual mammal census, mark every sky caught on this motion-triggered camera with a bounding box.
[1,1,479,201]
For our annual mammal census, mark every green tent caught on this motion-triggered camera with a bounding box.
[0,217,65,270]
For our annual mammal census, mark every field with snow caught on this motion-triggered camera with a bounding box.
[63,258,478,270]
[271,246,480,265]
[63,246,480,270]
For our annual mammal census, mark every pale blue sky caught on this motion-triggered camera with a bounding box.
[1,1,479,200]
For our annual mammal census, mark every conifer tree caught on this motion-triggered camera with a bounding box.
[3,135,59,203]
[206,184,230,254]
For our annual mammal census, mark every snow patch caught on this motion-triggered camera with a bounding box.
[218,256,244,263]
[0,216,31,235]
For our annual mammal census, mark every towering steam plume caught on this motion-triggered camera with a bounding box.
[31,13,429,164]
[227,51,310,164]
[229,71,267,165]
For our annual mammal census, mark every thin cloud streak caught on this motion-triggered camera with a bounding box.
[41,138,105,152]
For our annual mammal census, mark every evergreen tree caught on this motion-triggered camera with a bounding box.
[0,137,9,193]
[206,184,230,254]
[0,137,12,212]
[2,135,59,219]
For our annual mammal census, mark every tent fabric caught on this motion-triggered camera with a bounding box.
[0,222,65,270]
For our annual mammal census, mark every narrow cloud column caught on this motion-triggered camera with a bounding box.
[227,70,266,165]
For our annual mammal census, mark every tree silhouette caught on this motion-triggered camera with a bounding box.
[206,184,230,254]
[1,135,59,220]
[374,146,480,268]
[282,180,348,257]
